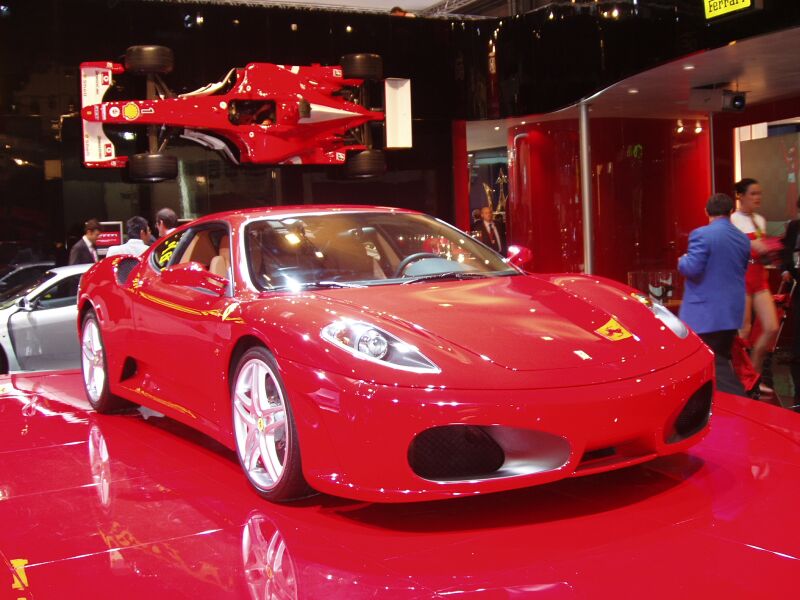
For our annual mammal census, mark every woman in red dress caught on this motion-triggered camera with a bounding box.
[731,178,779,389]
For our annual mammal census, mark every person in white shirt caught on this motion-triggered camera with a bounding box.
[68,219,101,265]
[155,207,178,239]
[106,216,152,258]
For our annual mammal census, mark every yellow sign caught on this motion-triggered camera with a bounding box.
[704,0,751,20]
[122,102,141,121]
[594,318,633,342]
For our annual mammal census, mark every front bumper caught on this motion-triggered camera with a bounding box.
[280,345,715,502]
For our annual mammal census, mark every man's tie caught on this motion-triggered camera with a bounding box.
[487,223,498,250]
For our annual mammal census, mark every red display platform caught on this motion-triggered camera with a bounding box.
[1,371,799,599]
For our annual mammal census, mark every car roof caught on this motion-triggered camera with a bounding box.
[186,204,422,227]
[46,264,92,277]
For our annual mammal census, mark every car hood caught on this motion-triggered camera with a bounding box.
[312,274,696,374]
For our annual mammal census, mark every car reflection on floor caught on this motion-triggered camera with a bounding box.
[2,371,800,599]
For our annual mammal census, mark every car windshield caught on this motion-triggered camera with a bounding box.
[0,271,56,309]
[244,212,517,291]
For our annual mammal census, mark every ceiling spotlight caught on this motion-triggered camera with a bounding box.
[195,13,204,26]
[291,23,298,31]
[676,119,684,134]
[628,88,639,95]
[345,25,352,33]
[493,126,500,131]
[683,64,695,71]
[695,121,703,134]
[521,121,527,125]
[611,8,619,18]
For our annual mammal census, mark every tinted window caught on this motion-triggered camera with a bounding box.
[0,265,48,289]
[36,275,81,310]
[0,271,57,309]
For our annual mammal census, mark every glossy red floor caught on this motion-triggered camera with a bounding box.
[2,372,800,599]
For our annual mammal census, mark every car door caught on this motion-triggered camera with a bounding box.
[9,274,82,371]
[132,223,235,428]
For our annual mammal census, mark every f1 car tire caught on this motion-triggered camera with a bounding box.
[124,45,174,75]
[340,54,383,80]
[344,149,386,178]
[128,153,179,182]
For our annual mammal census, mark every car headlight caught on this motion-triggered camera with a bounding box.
[321,320,440,373]
[630,292,688,339]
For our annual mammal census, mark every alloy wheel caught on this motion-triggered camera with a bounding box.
[233,358,289,490]
[81,318,106,405]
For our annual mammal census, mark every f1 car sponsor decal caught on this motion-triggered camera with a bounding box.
[141,107,155,115]
[109,106,120,118]
[333,68,342,78]
[335,152,346,161]
[104,142,113,157]
[594,317,633,342]
[122,102,140,121]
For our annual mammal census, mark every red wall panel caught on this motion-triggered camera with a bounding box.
[509,118,710,282]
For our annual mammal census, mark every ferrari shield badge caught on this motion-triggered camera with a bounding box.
[594,318,633,342]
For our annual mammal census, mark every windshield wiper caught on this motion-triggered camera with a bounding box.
[400,271,492,285]
[309,280,367,289]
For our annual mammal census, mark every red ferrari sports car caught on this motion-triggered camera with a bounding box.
[77,206,714,503]
[80,46,411,181]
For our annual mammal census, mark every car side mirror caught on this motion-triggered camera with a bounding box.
[161,262,228,297]
[16,297,34,311]
[507,245,533,270]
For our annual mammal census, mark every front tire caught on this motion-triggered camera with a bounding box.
[128,153,178,182]
[81,312,128,412]
[344,149,386,178]
[340,53,383,80]
[124,45,174,75]
[232,347,312,502]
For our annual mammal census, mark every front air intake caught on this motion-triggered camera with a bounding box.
[408,425,505,481]
[666,381,713,443]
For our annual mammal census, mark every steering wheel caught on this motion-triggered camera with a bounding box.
[393,252,439,277]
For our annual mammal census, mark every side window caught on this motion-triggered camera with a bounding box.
[173,226,230,275]
[152,230,185,271]
[35,275,81,310]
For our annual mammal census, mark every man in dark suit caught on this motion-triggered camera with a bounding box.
[472,206,506,255]
[679,193,751,396]
[68,218,101,265]
[780,197,800,406]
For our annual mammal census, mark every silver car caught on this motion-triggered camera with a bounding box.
[0,264,90,374]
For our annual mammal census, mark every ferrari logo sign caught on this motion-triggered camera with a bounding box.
[594,318,633,342]
[704,0,751,20]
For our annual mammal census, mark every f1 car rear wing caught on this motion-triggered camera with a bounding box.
[80,61,126,168]
[384,78,412,149]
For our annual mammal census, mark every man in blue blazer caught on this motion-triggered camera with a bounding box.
[679,193,751,395]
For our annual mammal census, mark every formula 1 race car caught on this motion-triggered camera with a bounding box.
[80,46,411,181]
